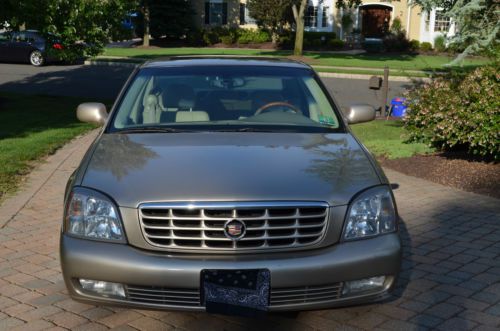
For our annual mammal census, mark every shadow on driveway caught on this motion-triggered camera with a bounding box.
[0,64,134,99]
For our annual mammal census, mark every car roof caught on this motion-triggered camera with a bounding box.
[142,56,312,70]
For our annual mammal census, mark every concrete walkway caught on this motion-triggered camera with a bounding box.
[0,131,499,330]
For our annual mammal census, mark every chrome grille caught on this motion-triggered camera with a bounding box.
[126,285,201,307]
[138,202,329,252]
[271,283,343,306]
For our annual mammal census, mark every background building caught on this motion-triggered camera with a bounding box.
[190,0,455,45]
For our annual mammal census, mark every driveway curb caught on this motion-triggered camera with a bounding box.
[83,59,430,82]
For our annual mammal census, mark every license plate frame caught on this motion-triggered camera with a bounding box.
[201,269,270,316]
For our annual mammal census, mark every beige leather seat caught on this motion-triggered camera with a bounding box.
[142,94,161,124]
[175,111,210,123]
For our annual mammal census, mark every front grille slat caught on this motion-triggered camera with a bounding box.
[270,283,343,305]
[139,202,328,252]
[126,285,201,307]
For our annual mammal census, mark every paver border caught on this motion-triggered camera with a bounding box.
[0,130,98,228]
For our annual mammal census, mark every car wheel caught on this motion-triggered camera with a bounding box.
[29,50,45,66]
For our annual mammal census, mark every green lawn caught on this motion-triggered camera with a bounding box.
[103,47,489,71]
[351,120,434,159]
[0,93,108,201]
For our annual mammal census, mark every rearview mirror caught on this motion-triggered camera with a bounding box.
[344,104,376,124]
[77,103,108,126]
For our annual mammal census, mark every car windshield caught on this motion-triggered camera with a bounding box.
[110,65,342,133]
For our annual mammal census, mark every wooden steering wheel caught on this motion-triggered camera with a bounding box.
[254,101,302,116]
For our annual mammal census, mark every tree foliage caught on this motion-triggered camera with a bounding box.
[247,0,299,42]
[135,0,194,40]
[412,0,499,63]
[0,0,135,59]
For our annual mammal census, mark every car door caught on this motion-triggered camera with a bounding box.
[0,32,14,61]
[10,32,35,62]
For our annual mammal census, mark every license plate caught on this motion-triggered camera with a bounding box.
[201,269,270,316]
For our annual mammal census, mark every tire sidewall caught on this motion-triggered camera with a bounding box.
[30,50,45,66]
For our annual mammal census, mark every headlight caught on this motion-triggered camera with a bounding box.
[64,187,125,242]
[343,186,396,240]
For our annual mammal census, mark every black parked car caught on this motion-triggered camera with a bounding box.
[0,30,63,66]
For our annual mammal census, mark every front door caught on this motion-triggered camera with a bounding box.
[361,5,392,38]
[0,32,14,61]
[10,32,35,62]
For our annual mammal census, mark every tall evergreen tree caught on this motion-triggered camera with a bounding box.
[413,0,499,63]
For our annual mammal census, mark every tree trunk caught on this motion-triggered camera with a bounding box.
[293,0,308,56]
[143,1,150,47]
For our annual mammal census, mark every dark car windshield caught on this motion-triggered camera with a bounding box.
[110,65,342,133]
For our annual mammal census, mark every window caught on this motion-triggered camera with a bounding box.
[239,3,256,25]
[305,6,318,28]
[204,1,228,26]
[322,7,329,28]
[434,10,451,32]
[13,32,35,43]
[0,32,11,42]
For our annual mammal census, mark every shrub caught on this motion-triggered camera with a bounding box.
[304,31,337,43]
[383,32,410,52]
[390,17,403,34]
[341,14,353,31]
[278,33,294,49]
[220,35,234,46]
[404,66,500,159]
[202,29,220,45]
[409,39,420,52]
[329,39,345,50]
[303,32,337,50]
[187,28,205,46]
[420,42,433,52]
[237,29,270,44]
[434,35,447,52]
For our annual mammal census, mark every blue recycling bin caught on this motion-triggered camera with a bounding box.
[390,97,407,117]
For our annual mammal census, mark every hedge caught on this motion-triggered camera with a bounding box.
[404,65,500,159]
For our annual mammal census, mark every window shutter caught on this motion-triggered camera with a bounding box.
[222,2,228,25]
[240,4,245,25]
[205,2,210,25]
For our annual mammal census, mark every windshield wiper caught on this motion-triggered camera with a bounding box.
[213,127,287,132]
[115,127,194,134]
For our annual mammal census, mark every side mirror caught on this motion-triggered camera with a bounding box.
[345,104,376,124]
[77,103,108,126]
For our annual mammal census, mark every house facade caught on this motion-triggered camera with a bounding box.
[191,0,455,45]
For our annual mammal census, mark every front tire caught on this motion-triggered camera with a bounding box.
[29,50,45,66]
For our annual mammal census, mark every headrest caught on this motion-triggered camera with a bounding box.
[162,84,195,108]
[175,111,209,123]
[178,99,195,110]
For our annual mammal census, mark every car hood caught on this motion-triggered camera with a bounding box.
[82,132,381,207]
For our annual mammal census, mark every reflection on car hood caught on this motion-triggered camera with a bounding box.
[82,132,381,207]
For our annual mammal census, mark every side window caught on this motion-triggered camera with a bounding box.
[13,32,35,43]
[0,33,12,42]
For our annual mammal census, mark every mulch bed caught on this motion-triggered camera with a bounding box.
[380,153,500,199]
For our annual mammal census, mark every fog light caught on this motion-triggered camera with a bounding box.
[342,276,386,296]
[79,279,126,298]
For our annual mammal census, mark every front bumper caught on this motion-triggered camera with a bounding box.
[60,233,401,312]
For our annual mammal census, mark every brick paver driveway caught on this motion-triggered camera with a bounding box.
[1,131,499,331]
